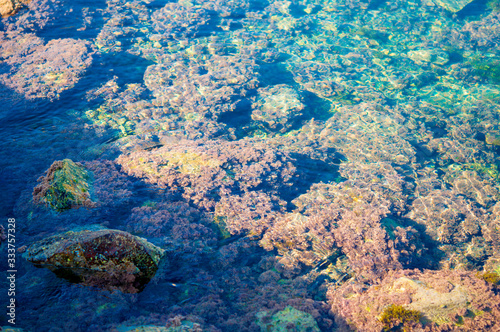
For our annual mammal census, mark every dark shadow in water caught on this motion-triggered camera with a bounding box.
[258,62,296,86]
[144,0,177,11]
[0,84,47,218]
[283,151,343,207]
[301,90,333,121]
[249,0,269,12]
[34,0,108,41]
[391,216,446,270]
[258,62,334,126]
[367,0,388,11]
[456,0,491,19]
[98,51,155,88]
[218,98,254,130]
[198,11,225,38]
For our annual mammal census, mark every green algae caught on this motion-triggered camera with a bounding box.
[355,27,389,44]
[256,306,320,332]
[469,56,500,84]
[487,0,500,11]
[379,304,422,331]
[33,159,94,212]
[212,215,232,240]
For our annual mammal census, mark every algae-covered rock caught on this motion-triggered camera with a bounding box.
[116,326,169,332]
[432,0,475,12]
[0,0,16,17]
[0,327,27,332]
[116,321,201,332]
[329,269,500,331]
[407,49,449,65]
[0,0,29,17]
[25,228,164,293]
[251,85,304,133]
[486,133,500,146]
[0,38,94,100]
[33,159,94,212]
[256,306,320,332]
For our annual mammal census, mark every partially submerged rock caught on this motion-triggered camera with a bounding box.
[33,159,94,212]
[25,228,164,293]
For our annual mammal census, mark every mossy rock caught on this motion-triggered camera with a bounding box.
[33,159,94,212]
[256,306,320,332]
[379,304,422,331]
[25,228,164,293]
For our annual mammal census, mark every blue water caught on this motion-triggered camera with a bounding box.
[2,0,500,330]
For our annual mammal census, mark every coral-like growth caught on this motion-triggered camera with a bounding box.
[318,102,417,165]
[405,189,482,244]
[427,123,492,166]
[0,0,30,18]
[215,190,285,236]
[117,139,300,210]
[469,55,500,84]
[328,269,500,331]
[0,35,94,99]
[259,160,423,280]
[33,159,95,212]
[488,0,500,11]
[144,53,258,118]
[442,164,499,207]
[151,3,209,40]
[479,271,500,285]
[83,159,134,208]
[126,199,217,265]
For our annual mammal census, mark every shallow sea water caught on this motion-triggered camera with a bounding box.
[2,0,500,330]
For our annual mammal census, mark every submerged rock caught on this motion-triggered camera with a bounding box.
[329,269,500,331]
[116,321,202,332]
[407,49,449,66]
[33,159,94,212]
[25,228,164,293]
[432,0,475,12]
[256,306,320,332]
[251,84,305,133]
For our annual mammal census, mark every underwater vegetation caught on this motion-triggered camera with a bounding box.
[33,159,94,212]
[487,0,500,12]
[4,0,500,330]
[469,55,500,84]
[379,305,422,331]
